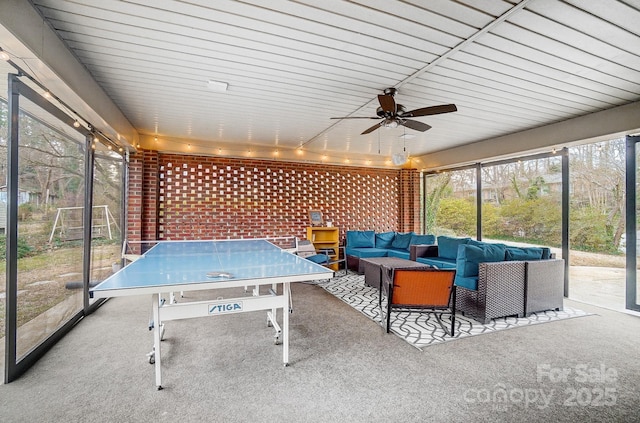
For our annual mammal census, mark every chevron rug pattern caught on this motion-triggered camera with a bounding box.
[318,273,591,350]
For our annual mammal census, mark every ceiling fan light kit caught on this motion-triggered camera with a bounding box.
[392,153,408,166]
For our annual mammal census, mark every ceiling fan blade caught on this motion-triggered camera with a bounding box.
[401,104,457,118]
[330,116,380,119]
[361,122,382,135]
[377,94,396,114]
[402,119,432,132]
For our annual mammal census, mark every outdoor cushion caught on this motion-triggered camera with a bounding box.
[437,236,471,259]
[346,230,375,248]
[345,247,389,259]
[415,256,457,269]
[391,232,414,249]
[541,248,552,260]
[375,231,396,249]
[386,249,410,260]
[454,274,479,291]
[505,246,544,261]
[306,254,329,264]
[409,234,436,247]
[456,243,507,278]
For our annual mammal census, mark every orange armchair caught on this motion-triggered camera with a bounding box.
[380,266,457,336]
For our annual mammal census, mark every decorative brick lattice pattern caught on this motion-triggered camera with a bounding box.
[153,155,402,242]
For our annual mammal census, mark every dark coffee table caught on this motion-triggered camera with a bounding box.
[361,257,430,289]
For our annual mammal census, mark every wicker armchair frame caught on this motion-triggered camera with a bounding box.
[524,259,565,315]
[456,261,526,324]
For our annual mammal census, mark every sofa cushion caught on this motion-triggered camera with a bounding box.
[437,236,471,259]
[456,243,507,278]
[346,230,375,248]
[541,248,551,260]
[415,256,457,269]
[375,231,396,249]
[386,248,410,260]
[455,274,479,291]
[409,234,436,248]
[345,247,388,259]
[505,246,544,261]
[391,232,414,250]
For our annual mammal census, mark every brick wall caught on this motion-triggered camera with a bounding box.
[127,151,421,245]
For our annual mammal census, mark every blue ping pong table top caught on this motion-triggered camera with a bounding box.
[92,239,333,295]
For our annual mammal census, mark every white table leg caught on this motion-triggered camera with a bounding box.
[283,282,289,366]
[152,293,163,389]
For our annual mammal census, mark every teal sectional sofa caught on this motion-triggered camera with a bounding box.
[345,230,435,272]
[410,236,562,323]
[411,236,552,290]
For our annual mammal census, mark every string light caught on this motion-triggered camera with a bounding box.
[73,120,80,128]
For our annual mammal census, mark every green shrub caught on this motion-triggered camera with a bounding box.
[18,203,34,221]
[0,235,34,259]
[435,197,477,237]
[570,207,618,253]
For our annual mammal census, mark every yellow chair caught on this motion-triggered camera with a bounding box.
[380,267,457,336]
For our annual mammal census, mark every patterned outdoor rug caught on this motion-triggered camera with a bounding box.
[317,272,592,350]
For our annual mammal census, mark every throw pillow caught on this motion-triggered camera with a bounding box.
[391,232,414,249]
[409,234,436,247]
[437,236,471,259]
[457,243,507,278]
[346,230,375,248]
[375,231,396,249]
[505,247,544,261]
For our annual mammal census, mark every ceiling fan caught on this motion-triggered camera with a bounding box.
[331,88,457,135]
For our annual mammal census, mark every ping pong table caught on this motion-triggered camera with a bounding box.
[91,239,334,389]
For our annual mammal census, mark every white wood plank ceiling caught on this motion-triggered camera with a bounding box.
[23,0,640,165]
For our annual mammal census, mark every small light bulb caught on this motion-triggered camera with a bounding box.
[73,120,80,128]
[0,51,10,61]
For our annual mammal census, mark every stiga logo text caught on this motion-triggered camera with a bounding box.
[209,302,243,314]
